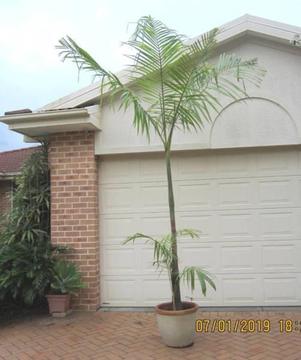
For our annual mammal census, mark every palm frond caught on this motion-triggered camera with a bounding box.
[180,266,216,295]
[57,36,162,140]
[123,232,175,270]
[57,17,265,148]
[177,229,201,239]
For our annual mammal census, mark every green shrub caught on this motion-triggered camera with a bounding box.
[0,143,53,305]
[49,260,85,295]
[2,145,50,245]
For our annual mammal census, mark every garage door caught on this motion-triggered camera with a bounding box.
[99,148,301,307]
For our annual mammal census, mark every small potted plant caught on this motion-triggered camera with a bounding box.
[123,230,216,347]
[46,260,84,316]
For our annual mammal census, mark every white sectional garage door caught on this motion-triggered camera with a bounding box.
[99,148,301,307]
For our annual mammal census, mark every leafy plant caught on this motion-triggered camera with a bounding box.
[0,241,54,304]
[1,144,50,245]
[0,144,53,305]
[124,229,216,308]
[49,260,85,295]
[57,16,265,310]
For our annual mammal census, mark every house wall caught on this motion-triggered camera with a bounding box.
[46,35,301,310]
[94,36,301,155]
[0,180,12,221]
[48,131,100,311]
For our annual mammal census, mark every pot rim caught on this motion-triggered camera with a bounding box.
[46,293,70,298]
[155,301,198,316]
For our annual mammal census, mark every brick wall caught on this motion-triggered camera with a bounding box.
[0,180,12,220]
[48,131,100,311]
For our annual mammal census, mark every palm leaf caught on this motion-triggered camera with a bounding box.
[180,266,216,295]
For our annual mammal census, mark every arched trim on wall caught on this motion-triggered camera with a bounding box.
[209,97,299,149]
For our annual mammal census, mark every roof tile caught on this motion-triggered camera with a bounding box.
[0,147,41,174]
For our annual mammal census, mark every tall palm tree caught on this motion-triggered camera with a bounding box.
[57,16,265,310]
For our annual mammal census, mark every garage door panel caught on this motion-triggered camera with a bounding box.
[216,152,254,177]
[217,181,252,208]
[174,153,217,179]
[263,276,301,305]
[220,244,259,273]
[259,211,296,240]
[101,276,171,306]
[141,278,172,305]
[140,183,168,210]
[100,216,137,244]
[101,185,135,213]
[101,247,137,276]
[182,279,220,305]
[101,246,157,276]
[262,242,300,272]
[177,182,212,210]
[256,150,298,174]
[138,215,170,237]
[140,247,162,274]
[222,276,261,305]
[99,149,301,307]
[258,178,295,206]
[298,179,301,201]
[180,245,217,273]
[140,155,166,179]
[177,214,215,240]
[218,212,255,240]
[99,157,139,184]
[101,278,139,306]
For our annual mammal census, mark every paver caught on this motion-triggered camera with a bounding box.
[0,311,301,359]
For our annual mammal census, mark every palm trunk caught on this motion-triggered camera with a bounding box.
[165,149,182,310]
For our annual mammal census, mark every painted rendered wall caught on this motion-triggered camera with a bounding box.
[94,36,301,155]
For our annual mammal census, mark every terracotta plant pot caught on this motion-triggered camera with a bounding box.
[46,294,71,314]
[155,301,198,348]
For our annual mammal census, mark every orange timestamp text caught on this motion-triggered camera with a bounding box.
[195,319,301,333]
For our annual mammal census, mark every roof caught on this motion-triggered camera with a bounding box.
[0,147,40,176]
[1,13,301,141]
[38,14,301,111]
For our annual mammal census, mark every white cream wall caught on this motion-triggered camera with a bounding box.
[95,36,301,155]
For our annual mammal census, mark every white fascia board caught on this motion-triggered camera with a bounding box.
[39,71,129,111]
[215,14,301,46]
[0,106,101,137]
[39,14,301,112]
[0,172,20,180]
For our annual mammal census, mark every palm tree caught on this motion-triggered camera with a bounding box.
[57,16,265,310]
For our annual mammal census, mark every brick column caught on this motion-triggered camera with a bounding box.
[48,131,99,311]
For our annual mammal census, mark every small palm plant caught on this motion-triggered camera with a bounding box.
[46,260,84,315]
[57,16,265,311]
[123,229,216,308]
[50,260,85,295]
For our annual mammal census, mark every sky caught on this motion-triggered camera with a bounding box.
[1,0,301,151]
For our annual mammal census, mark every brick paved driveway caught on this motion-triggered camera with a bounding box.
[1,310,301,359]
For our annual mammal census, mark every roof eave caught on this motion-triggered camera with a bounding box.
[0,172,20,180]
[0,106,101,137]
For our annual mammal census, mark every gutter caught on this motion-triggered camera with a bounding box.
[0,172,20,180]
[0,108,89,125]
[0,105,101,138]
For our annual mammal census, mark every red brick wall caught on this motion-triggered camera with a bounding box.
[0,180,12,220]
[48,131,100,311]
